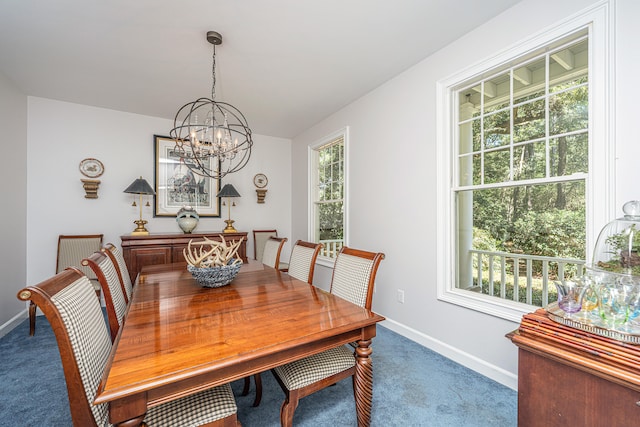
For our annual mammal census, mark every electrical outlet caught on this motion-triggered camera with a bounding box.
[397,289,405,304]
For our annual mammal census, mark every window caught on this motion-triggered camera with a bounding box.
[309,128,348,263]
[436,4,613,322]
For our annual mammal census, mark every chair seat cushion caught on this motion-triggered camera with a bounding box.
[273,345,355,391]
[144,383,237,427]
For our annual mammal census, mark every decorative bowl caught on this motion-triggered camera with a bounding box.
[187,261,242,288]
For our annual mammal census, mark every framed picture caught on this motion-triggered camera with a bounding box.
[154,135,221,217]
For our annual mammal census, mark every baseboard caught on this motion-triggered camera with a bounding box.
[380,318,518,391]
[0,309,28,339]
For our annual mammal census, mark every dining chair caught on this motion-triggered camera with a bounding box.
[253,229,278,262]
[261,236,288,270]
[82,251,128,342]
[242,239,323,406]
[17,268,239,427]
[286,240,323,284]
[29,233,103,336]
[241,236,289,404]
[271,246,385,427]
[103,242,133,304]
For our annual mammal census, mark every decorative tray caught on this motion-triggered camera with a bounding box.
[545,302,640,345]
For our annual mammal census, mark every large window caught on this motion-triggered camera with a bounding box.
[436,4,613,322]
[309,128,348,262]
[458,35,589,304]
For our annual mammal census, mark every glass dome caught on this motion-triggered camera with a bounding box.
[590,200,640,278]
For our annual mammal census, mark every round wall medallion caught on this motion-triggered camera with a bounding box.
[253,173,268,188]
[79,158,104,178]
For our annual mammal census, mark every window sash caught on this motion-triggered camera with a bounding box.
[308,128,348,264]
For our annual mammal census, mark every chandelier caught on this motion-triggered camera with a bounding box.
[169,31,253,179]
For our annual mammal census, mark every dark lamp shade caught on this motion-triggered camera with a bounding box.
[217,184,240,198]
[124,177,156,195]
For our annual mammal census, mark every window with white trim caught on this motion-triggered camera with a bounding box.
[436,4,613,322]
[309,128,348,262]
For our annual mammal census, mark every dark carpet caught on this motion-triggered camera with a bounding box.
[0,317,517,426]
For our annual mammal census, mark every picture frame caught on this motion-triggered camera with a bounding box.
[154,135,221,217]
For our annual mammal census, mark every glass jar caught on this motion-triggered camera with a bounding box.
[590,200,640,277]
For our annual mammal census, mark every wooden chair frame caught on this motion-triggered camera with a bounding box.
[243,239,323,406]
[272,246,385,427]
[17,268,239,427]
[103,242,132,304]
[252,229,278,262]
[286,240,323,284]
[82,251,127,342]
[29,233,103,336]
[19,268,106,426]
[261,236,288,269]
[241,236,289,404]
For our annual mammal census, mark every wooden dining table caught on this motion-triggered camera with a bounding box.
[94,260,385,426]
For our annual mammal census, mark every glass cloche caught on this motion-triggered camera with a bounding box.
[590,200,640,278]
[546,201,640,343]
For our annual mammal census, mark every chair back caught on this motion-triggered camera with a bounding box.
[329,246,385,310]
[287,240,323,284]
[253,229,278,262]
[262,236,288,269]
[82,251,128,342]
[56,234,104,280]
[103,242,133,303]
[17,269,111,427]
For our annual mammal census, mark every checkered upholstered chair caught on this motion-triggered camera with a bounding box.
[241,235,288,404]
[82,251,128,342]
[271,246,385,427]
[261,236,288,270]
[103,243,133,304]
[29,234,103,336]
[242,239,323,407]
[253,229,278,262]
[286,240,323,285]
[17,268,239,427]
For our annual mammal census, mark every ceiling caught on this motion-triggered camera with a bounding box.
[0,0,522,139]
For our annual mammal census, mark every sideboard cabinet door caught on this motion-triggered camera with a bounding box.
[121,232,248,283]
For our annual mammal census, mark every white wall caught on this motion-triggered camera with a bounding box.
[292,0,634,388]
[26,97,291,287]
[0,71,27,330]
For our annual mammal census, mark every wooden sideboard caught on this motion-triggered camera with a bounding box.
[508,309,640,426]
[120,231,248,283]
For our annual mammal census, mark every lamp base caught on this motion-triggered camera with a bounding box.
[222,219,237,233]
[132,219,150,235]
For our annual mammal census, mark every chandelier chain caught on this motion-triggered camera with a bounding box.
[211,44,216,101]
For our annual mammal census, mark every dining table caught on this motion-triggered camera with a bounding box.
[94,259,385,426]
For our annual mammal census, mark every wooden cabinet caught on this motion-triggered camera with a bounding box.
[508,309,640,427]
[120,232,248,282]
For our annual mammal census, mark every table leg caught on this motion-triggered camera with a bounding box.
[109,395,147,427]
[354,338,373,427]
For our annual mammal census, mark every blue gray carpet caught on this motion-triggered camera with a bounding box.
[0,317,516,426]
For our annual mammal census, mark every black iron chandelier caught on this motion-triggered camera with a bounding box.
[169,31,253,179]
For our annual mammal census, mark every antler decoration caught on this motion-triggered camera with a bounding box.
[183,235,244,268]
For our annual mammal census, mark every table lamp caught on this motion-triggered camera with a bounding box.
[124,176,156,235]
[217,183,241,233]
